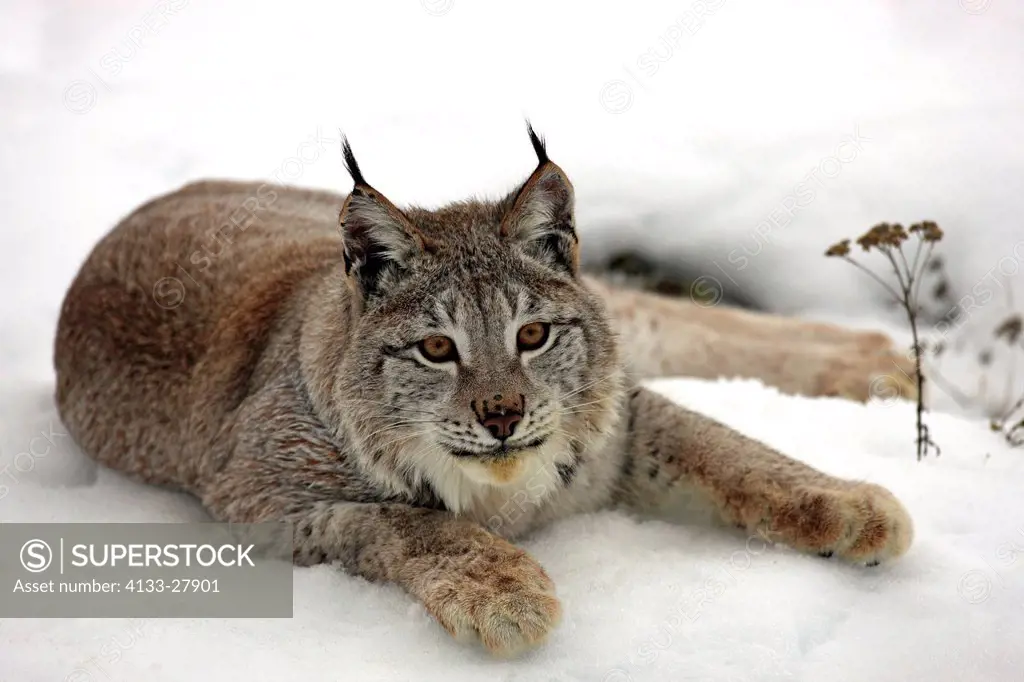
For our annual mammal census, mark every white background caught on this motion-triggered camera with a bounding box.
[1,1,1022,680]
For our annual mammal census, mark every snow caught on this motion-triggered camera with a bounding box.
[2,380,1022,681]
[2,0,1023,679]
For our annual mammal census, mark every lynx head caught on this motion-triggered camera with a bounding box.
[334,125,624,513]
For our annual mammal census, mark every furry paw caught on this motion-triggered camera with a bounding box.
[816,336,918,403]
[420,541,562,656]
[777,483,914,565]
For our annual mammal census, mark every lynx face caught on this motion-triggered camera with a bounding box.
[334,129,623,510]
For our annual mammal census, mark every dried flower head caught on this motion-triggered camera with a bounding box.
[908,221,944,242]
[994,314,1023,345]
[856,222,909,251]
[825,239,851,257]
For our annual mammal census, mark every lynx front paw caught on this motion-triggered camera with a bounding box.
[776,483,914,565]
[420,542,562,656]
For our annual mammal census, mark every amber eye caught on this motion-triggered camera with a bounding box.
[516,322,551,352]
[418,335,458,363]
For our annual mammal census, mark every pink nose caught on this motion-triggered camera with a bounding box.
[480,412,522,441]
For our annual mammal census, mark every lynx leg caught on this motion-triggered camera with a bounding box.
[615,388,914,564]
[589,277,917,402]
[200,395,561,656]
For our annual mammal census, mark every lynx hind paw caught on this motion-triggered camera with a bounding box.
[423,544,562,656]
[779,483,914,566]
[819,344,918,403]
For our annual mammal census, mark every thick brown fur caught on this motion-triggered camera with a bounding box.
[55,136,913,656]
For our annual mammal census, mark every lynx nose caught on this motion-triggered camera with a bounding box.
[480,412,522,441]
[472,394,525,442]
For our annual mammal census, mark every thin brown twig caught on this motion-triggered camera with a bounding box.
[909,241,935,307]
[841,256,903,303]
[827,224,942,460]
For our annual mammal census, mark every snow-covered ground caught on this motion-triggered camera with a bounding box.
[2,380,1022,681]
[2,0,1023,680]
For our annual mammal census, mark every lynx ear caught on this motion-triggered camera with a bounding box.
[500,124,579,276]
[339,139,431,300]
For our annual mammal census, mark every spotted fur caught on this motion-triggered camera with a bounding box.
[55,130,913,656]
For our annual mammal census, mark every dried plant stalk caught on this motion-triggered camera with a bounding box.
[989,314,1024,445]
[826,222,944,460]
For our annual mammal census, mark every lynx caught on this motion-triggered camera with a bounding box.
[55,126,914,655]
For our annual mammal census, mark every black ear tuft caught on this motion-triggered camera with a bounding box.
[337,143,431,303]
[500,130,578,276]
[525,121,549,167]
[341,136,368,187]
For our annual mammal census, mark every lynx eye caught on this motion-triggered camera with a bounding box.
[418,335,458,363]
[516,322,551,352]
